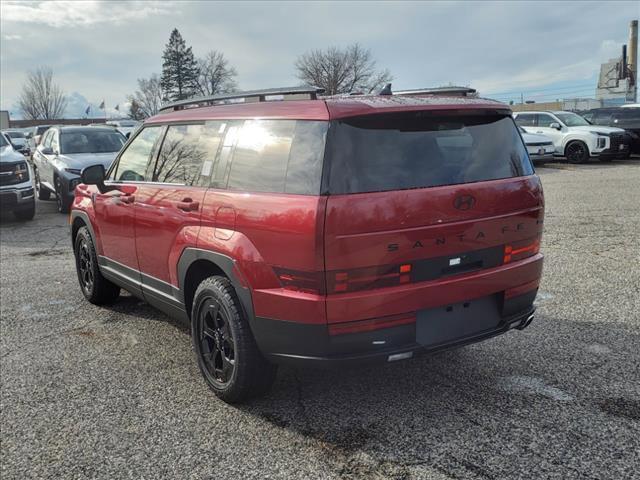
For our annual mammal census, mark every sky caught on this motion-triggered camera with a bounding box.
[1,0,638,118]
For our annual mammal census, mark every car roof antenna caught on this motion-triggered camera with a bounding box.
[379,83,392,95]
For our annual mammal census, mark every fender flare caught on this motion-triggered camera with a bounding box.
[176,248,255,325]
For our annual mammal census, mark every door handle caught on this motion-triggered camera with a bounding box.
[177,200,199,212]
[113,193,135,204]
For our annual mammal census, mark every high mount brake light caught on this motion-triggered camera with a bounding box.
[503,236,541,264]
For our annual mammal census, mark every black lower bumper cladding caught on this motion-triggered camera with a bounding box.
[254,291,537,368]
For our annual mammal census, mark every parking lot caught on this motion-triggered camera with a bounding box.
[1,161,639,480]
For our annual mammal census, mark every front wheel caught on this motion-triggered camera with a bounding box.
[74,226,120,304]
[191,276,277,403]
[35,167,50,200]
[55,177,71,213]
[565,141,589,164]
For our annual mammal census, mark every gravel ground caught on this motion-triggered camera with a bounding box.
[1,160,639,480]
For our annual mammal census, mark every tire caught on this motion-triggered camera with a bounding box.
[55,176,71,213]
[74,226,120,304]
[565,141,589,164]
[35,168,50,200]
[191,276,277,403]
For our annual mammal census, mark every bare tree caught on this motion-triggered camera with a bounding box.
[18,67,67,120]
[196,51,238,96]
[128,74,163,119]
[294,43,392,95]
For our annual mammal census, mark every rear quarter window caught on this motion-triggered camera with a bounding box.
[326,112,533,194]
[225,120,327,194]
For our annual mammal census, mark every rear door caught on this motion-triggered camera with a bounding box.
[323,111,543,323]
[134,123,214,292]
[534,113,564,151]
[94,125,164,288]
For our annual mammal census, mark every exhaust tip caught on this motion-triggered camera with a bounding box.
[388,351,413,362]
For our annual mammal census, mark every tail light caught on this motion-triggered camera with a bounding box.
[273,267,325,295]
[327,263,413,294]
[503,235,541,264]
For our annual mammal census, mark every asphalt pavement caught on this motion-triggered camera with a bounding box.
[1,160,639,480]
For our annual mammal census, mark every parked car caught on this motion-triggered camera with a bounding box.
[27,124,53,150]
[3,130,27,149]
[32,126,125,213]
[105,120,141,138]
[513,110,630,163]
[71,87,544,403]
[518,126,554,164]
[0,132,35,220]
[581,107,640,155]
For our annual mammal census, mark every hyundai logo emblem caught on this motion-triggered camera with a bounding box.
[453,195,476,210]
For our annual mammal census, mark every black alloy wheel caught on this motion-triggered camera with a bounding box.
[196,298,236,386]
[77,236,95,296]
[565,141,589,164]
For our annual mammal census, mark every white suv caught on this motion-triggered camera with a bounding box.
[513,111,630,163]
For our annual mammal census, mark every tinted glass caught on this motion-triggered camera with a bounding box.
[41,130,53,149]
[0,134,8,147]
[150,123,220,186]
[112,126,162,182]
[7,132,24,138]
[285,121,327,194]
[515,114,535,127]
[555,112,589,126]
[60,130,125,154]
[327,113,533,194]
[228,120,295,193]
[212,121,242,188]
[613,109,640,125]
[536,114,557,127]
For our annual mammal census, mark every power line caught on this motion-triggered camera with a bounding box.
[488,88,597,100]
[484,82,595,96]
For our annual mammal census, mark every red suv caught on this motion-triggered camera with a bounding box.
[71,86,544,403]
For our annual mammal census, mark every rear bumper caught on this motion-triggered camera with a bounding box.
[256,302,536,368]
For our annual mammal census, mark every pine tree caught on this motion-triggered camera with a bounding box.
[161,28,200,101]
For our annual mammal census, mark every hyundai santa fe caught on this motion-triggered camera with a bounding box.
[70,86,544,403]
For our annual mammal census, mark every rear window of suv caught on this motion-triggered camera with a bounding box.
[326,112,533,194]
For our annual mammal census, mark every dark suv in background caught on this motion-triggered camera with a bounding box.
[71,86,544,403]
[582,107,640,155]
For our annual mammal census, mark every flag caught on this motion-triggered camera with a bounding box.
[99,100,105,109]
[114,104,119,111]
[85,105,91,115]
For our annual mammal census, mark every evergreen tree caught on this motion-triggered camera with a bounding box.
[161,28,200,101]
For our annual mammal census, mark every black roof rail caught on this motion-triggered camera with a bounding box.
[395,86,477,97]
[159,86,325,113]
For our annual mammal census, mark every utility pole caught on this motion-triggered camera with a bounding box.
[520,92,524,104]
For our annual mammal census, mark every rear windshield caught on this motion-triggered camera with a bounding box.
[326,112,533,194]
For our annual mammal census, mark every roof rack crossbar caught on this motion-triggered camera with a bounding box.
[159,86,325,112]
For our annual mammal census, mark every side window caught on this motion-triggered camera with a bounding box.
[227,120,295,193]
[515,114,535,127]
[582,112,594,123]
[285,121,327,194]
[149,123,223,186]
[593,111,612,126]
[111,126,163,182]
[211,121,242,188]
[536,114,557,127]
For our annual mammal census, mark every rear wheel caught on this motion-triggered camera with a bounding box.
[74,226,120,304]
[191,276,277,403]
[55,176,71,213]
[35,167,50,200]
[565,141,589,164]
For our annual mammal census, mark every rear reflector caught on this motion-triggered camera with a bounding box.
[327,263,414,294]
[328,312,416,336]
[505,279,540,299]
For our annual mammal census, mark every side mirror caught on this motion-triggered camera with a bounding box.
[81,164,111,193]
[550,122,562,130]
[41,146,54,155]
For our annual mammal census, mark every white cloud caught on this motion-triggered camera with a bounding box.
[3,34,22,40]
[0,0,174,28]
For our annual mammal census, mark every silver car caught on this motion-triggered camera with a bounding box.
[32,126,125,213]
